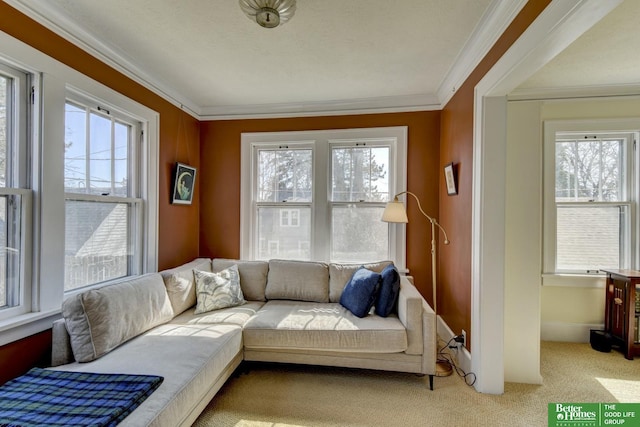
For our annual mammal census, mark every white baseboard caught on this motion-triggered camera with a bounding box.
[437,315,472,374]
[540,321,604,343]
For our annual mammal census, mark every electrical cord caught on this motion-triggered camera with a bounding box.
[438,336,477,387]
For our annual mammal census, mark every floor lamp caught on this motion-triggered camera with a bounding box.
[381,191,453,377]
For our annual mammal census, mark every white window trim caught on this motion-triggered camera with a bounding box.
[240,126,407,269]
[0,31,159,345]
[542,118,640,287]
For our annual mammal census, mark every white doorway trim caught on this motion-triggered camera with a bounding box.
[471,0,622,394]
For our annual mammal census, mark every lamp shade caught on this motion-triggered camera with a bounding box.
[381,200,408,223]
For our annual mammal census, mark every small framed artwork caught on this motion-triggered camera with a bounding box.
[172,163,196,205]
[444,162,457,196]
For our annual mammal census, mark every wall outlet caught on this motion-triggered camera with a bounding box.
[461,329,467,347]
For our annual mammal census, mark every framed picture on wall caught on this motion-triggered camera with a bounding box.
[444,162,457,196]
[172,162,196,205]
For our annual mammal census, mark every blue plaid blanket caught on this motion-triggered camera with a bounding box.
[0,368,163,427]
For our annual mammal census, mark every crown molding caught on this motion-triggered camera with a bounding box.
[4,0,202,119]
[437,0,528,107]
[509,83,640,102]
[199,94,440,121]
[5,0,522,121]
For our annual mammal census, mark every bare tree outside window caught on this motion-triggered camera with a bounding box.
[555,136,627,272]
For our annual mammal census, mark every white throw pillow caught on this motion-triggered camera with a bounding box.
[193,265,246,314]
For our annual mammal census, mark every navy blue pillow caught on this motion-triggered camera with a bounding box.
[375,264,400,317]
[339,267,382,318]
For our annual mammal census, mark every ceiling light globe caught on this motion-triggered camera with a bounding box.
[239,0,297,28]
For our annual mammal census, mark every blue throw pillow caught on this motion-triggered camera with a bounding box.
[339,267,381,318]
[375,264,400,317]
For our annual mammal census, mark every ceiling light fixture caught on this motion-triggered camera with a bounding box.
[239,0,296,29]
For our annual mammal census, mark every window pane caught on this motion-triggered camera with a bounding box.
[556,205,623,271]
[257,207,310,260]
[0,194,23,310]
[258,149,312,202]
[89,112,113,194]
[64,103,132,196]
[331,205,388,262]
[332,146,389,202]
[65,201,131,291]
[0,76,7,188]
[555,139,624,202]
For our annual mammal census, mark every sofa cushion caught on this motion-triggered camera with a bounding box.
[61,273,174,363]
[339,267,381,318]
[375,264,401,317]
[243,301,407,353]
[265,260,329,303]
[171,302,265,327]
[49,322,243,427]
[160,258,212,315]
[212,259,268,302]
[194,266,246,314]
[329,261,392,302]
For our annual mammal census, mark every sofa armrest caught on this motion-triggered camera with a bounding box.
[51,319,74,367]
[397,276,436,376]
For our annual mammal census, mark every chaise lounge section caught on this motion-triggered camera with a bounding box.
[49,257,437,426]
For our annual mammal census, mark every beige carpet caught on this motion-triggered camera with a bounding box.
[193,342,640,427]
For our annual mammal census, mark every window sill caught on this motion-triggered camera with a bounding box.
[542,273,606,288]
[0,309,61,347]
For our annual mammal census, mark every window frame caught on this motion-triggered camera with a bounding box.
[0,29,159,345]
[63,93,145,292]
[241,127,407,268]
[0,61,33,322]
[543,118,640,287]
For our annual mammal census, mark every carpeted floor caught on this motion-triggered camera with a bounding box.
[193,341,640,427]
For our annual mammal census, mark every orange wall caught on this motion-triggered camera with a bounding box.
[200,112,441,302]
[438,0,551,349]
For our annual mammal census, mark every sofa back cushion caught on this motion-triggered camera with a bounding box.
[266,260,329,303]
[212,259,268,301]
[329,261,392,303]
[160,258,212,315]
[62,273,174,363]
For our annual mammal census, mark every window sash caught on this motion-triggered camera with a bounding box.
[0,188,32,321]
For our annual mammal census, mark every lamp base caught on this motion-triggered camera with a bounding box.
[435,360,453,377]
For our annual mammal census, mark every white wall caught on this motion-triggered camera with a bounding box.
[504,100,543,384]
[505,96,640,383]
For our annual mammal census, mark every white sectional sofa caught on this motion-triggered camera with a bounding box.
[50,258,437,426]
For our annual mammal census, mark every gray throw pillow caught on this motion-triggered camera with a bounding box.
[194,265,246,314]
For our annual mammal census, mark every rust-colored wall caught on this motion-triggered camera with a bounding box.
[438,0,552,350]
[200,112,441,302]
[0,3,200,378]
[0,330,51,385]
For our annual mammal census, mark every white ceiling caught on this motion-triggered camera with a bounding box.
[5,0,638,119]
[513,0,640,100]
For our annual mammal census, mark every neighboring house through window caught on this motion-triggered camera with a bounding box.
[241,127,407,267]
[64,94,144,291]
[543,119,640,281]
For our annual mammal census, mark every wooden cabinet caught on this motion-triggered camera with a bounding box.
[602,269,640,360]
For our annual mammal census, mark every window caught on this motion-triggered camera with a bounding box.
[241,127,407,266]
[0,62,32,320]
[64,96,143,292]
[544,120,639,277]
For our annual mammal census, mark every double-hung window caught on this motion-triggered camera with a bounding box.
[544,119,639,278]
[242,127,407,266]
[64,94,143,291]
[0,62,32,320]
